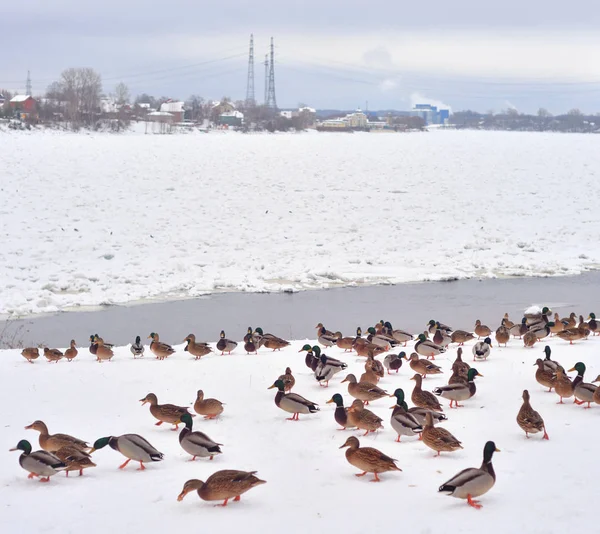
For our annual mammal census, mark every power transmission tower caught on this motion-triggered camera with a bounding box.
[266,37,277,109]
[26,70,32,95]
[245,34,255,107]
[264,54,269,105]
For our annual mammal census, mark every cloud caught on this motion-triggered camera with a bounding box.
[379,79,398,92]
[410,92,452,112]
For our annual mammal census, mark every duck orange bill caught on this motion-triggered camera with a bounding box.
[177,490,188,502]
[325,399,334,404]
[9,447,18,451]
[24,424,33,429]
[267,384,276,390]
[89,448,97,454]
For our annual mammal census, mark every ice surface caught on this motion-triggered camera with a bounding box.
[1,129,599,316]
[1,332,598,533]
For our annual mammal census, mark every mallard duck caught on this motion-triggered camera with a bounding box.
[502,313,514,329]
[177,470,266,506]
[472,337,492,361]
[428,319,452,334]
[336,330,358,351]
[410,374,443,411]
[433,368,483,408]
[593,375,600,405]
[54,446,97,476]
[451,330,475,346]
[140,393,193,430]
[194,390,224,419]
[355,341,386,357]
[365,352,385,378]
[577,315,591,337]
[556,325,587,344]
[449,363,468,385]
[277,367,295,392]
[517,389,549,439]
[554,367,574,404]
[382,322,413,346]
[360,370,381,384]
[21,347,40,363]
[95,336,114,362]
[10,440,66,482]
[316,324,339,346]
[588,313,598,335]
[439,441,499,509]
[495,324,510,347]
[43,347,63,363]
[415,333,446,360]
[183,334,211,360]
[523,331,537,348]
[347,399,383,436]
[389,388,423,442]
[130,335,145,358]
[541,345,560,371]
[326,393,357,430]
[146,332,174,359]
[253,327,290,351]
[452,347,470,376]
[422,411,463,456]
[531,321,554,340]
[89,334,98,356]
[560,312,577,328]
[315,353,348,387]
[341,374,388,405]
[91,434,163,469]
[244,336,258,354]
[179,413,222,460]
[64,340,78,362]
[216,330,237,354]
[383,352,404,374]
[433,327,452,348]
[268,379,319,420]
[550,314,564,335]
[339,436,401,482]
[93,334,114,348]
[407,352,443,378]
[510,318,529,338]
[25,420,89,452]
[243,326,254,343]
[525,306,551,325]
[568,362,598,408]
[366,327,394,350]
[534,359,556,391]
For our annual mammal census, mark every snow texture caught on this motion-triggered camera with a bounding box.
[1,129,599,316]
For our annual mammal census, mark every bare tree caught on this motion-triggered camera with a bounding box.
[186,94,205,122]
[537,108,552,118]
[54,67,102,128]
[114,82,130,106]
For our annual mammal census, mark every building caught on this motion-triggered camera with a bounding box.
[159,100,185,122]
[412,104,450,125]
[218,110,244,127]
[10,95,37,118]
[345,109,368,128]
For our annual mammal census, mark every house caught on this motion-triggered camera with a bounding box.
[0,94,6,106]
[218,110,244,127]
[10,95,37,113]
[159,100,185,122]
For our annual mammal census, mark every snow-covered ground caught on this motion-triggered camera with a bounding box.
[1,129,599,316]
[1,330,598,533]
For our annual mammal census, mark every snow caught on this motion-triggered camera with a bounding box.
[9,95,32,103]
[159,101,185,113]
[1,129,599,317]
[1,330,598,533]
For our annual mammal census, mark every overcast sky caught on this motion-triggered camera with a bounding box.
[1,1,600,113]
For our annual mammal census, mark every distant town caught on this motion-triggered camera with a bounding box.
[1,64,599,134]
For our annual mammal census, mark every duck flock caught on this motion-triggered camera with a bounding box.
[9,307,600,510]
